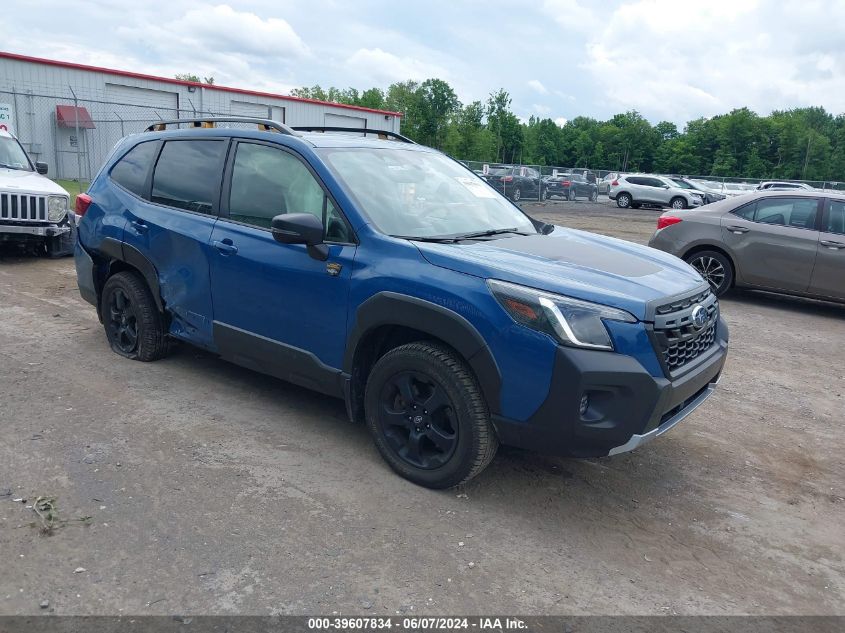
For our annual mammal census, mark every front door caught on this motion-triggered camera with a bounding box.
[721,196,821,292]
[809,198,845,300]
[208,140,357,394]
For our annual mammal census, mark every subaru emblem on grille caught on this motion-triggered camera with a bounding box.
[691,305,707,329]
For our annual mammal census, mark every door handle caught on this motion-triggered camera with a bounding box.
[130,219,149,234]
[726,225,750,234]
[212,239,238,255]
[820,240,845,250]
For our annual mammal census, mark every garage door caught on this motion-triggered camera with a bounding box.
[325,112,366,134]
[230,101,271,118]
[105,84,179,110]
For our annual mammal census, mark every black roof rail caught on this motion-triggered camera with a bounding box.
[291,126,416,144]
[144,117,298,136]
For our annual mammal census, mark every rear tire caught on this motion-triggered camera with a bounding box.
[511,187,522,202]
[101,271,170,361]
[616,192,632,208]
[590,189,598,202]
[568,188,577,201]
[364,342,498,489]
[685,250,734,297]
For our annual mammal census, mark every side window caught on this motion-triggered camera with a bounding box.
[627,177,643,186]
[825,200,845,235]
[151,140,226,214]
[110,141,159,197]
[228,143,351,242]
[755,198,818,229]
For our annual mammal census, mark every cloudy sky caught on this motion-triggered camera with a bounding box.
[3,0,844,125]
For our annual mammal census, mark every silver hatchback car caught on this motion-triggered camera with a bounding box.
[648,190,845,302]
[609,174,705,209]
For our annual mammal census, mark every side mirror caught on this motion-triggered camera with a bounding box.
[271,213,328,260]
[662,185,670,189]
[35,162,48,175]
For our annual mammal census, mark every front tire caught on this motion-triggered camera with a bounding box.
[670,197,687,210]
[616,192,632,208]
[364,342,498,489]
[685,250,734,297]
[101,271,170,361]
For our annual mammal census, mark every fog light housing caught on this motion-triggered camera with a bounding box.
[579,394,589,416]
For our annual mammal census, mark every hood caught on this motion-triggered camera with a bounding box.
[0,168,69,196]
[414,227,706,321]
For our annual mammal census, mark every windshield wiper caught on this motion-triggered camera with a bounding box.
[450,227,531,240]
[390,228,533,243]
[0,163,28,171]
[390,234,462,243]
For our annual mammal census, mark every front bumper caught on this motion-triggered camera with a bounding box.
[0,223,71,237]
[491,317,728,457]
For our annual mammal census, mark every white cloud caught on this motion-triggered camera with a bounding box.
[527,79,548,95]
[555,117,568,127]
[582,0,845,122]
[345,48,448,85]
[171,4,309,58]
[532,104,552,115]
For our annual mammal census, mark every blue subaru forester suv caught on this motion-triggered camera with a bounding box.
[74,118,728,489]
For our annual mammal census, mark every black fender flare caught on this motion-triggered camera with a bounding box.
[344,292,502,415]
[99,237,164,312]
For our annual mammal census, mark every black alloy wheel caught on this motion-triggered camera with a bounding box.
[107,288,139,354]
[376,370,458,470]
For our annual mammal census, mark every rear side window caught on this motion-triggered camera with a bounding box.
[110,142,158,197]
[151,140,226,215]
[732,202,756,220]
[824,200,845,235]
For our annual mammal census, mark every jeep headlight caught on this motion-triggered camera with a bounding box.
[48,196,68,222]
[487,279,636,350]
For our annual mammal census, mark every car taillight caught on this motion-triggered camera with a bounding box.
[75,193,92,216]
[562,180,571,186]
[657,215,682,230]
[611,179,619,186]
[502,175,513,182]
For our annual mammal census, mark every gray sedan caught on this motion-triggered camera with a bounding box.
[648,190,845,302]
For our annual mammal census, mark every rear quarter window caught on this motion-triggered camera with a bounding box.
[109,141,159,197]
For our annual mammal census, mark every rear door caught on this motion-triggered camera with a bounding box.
[207,140,357,391]
[721,196,821,292]
[120,137,228,348]
[809,198,845,300]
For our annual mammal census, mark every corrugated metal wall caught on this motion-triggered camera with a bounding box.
[0,55,401,180]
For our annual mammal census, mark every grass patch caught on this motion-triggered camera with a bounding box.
[54,179,86,207]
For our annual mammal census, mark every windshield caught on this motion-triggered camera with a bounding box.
[0,136,33,171]
[670,178,694,189]
[317,148,537,239]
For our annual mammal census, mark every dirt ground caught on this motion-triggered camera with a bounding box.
[1,199,843,616]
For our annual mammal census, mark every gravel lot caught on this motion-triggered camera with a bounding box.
[1,199,843,616]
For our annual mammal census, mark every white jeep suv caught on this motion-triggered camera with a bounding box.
[0,130,73,256]
[609,174,705,210]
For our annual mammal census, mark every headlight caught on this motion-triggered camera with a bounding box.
[487,279,636,350]
[48,196,68,222]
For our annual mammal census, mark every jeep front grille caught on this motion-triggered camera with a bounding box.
[652,290,719,373]
[0,193,48,222]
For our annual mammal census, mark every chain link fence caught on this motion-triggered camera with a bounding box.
[3,87,843,199]
[0,87,269,186]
